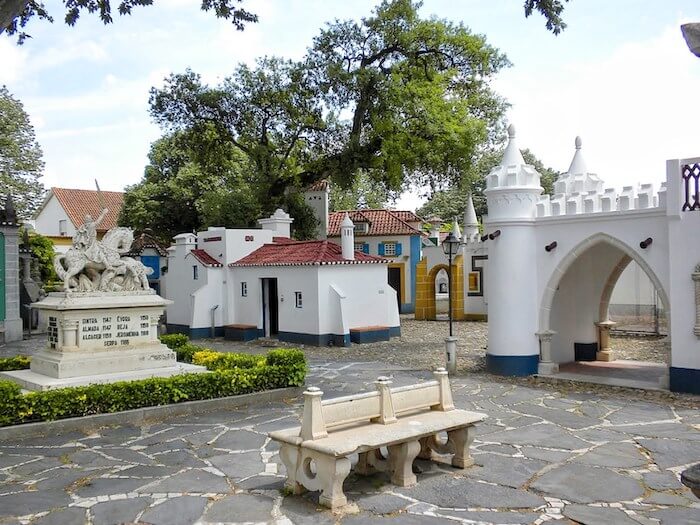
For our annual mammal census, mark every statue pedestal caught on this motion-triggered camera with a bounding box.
[0,291,206,391]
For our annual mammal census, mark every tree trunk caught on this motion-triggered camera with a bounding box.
[0,0,30,33]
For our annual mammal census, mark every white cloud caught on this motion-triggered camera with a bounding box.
[494,22,700,192]
[0,40,28,84]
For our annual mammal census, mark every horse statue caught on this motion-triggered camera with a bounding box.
[54,220,154,293]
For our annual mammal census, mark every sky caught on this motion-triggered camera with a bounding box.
[1,0,699,212]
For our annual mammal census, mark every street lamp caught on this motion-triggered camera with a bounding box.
[442,231,461,373]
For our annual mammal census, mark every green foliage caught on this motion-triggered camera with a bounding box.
[523,0,571,35]
[0,86,46,218]
[329,171,396,212]
[192,350,264,370]
[0,348,307,426]
[147,0,509,225]
[0,355,30,371]
[159,333,190,349]
[3,0,258,44]
[19,227,56,282]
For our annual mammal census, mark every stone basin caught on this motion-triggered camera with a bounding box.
[681,462,700,499]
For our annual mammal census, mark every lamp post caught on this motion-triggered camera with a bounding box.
[442,232,460,373]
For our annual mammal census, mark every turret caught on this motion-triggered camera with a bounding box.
[463,193,479,242]
[340,213,354,260]
[451,217,461,242]
[553,137,604,197]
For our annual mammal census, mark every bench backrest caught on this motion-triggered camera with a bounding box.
[300,369,455,441]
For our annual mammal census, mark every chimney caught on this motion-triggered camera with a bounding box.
[340,213,354,260]
[258,209,294,238]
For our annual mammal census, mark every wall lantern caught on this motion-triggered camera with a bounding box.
[545,241,558,252]
[488,230,501,240]
[640,237,653,249]
[480,234,489,242]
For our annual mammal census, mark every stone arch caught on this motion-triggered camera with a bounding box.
[539,232,670,334]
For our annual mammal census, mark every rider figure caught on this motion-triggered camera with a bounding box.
[79,208,120,266]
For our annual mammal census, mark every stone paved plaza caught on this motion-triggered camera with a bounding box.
[0,359,698,525]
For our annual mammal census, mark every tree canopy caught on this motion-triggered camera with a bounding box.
[2,1,571,44]
[329,171,397,212]
[150,0,509,206]
[1,0,257,43]
[0,85,46,218]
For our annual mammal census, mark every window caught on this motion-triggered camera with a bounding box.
[354,242,364,252]
[58,219,67,236]
[354,222,369,234]
[193,265,198,280]
[241,282,247,297]
[383,242,397,256]
[295,291,303,308]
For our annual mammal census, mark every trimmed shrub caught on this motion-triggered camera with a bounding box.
[159,333,189,350]
[174,343,201,363]
[0,355,31,372]
[192,350,264,370]
[0,348,307,426]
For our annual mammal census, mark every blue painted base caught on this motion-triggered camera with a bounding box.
[389,326,401,337]
[277,331,350,347]
[224,325,263,342]
[670,367,700,395]
[399,303,415,314]
[486,354,539,376]
[350,327,391,344]
[166,324,224,339]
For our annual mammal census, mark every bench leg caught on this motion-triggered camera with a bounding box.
[355,451,375,475]
[418,437,433,460]
[448,426,475,468]
[388,440,420,487]
[279,443,305,494]
[316,455,352,509]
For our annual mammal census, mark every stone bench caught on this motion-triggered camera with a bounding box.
[349,325,390,343]
[224,324,260,341]
[269,368,487,509]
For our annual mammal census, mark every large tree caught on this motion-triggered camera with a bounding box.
[329,171,397,212]
[150,0,509,209]
[1,1,571,44]
[416,148,561,221]
[0,85,45,218]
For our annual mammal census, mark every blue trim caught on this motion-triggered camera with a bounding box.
[395,242,402,256]
[399,303,414,314]
[350,327,391,344]
[362,243,369,254]
[670,367,700,394]
[486,354,539,376]
[277,331,350,347]
[410,235,421,307]
[389,326,401,337]
[166,324,224,339]
[378,243,385,256]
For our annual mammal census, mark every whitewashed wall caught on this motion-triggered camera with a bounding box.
[34,194,75,238]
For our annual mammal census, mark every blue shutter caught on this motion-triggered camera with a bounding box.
[395,242,402,256]
[378,243,385,256]
[362,243,369,254]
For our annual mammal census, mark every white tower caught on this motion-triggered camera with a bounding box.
[463,193,479,242]
[483,124,543,376]
[340,213,355,260]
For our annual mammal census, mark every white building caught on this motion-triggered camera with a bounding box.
[163,210,400,345]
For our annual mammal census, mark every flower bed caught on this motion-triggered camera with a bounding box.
[0,335,306,426]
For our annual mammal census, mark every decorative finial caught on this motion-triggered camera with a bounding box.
[507,124,516,139]
[575,136,582,150]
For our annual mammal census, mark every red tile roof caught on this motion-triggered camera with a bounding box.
[328,210,423,237]
[125,232,169,257]
[190,249,223,267]
[50,187,124,232]
[230,240,387,267]
[389,210,424,224]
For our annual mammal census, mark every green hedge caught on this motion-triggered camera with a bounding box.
[0,348,307,427]
[0,355,31,372]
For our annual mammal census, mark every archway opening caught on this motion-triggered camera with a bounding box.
[542,235,670,389]
[435,268,449,319]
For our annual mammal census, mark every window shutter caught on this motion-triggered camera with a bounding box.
[378,243,385,256]
[362,243,369,254]
[395,242,402,256]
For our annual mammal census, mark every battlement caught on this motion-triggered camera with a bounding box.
[536,182,666,218]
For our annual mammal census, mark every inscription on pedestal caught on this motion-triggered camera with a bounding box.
[80,313,152,348]
[48,317,58,349]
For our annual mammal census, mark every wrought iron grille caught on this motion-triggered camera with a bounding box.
[682,163,700,211]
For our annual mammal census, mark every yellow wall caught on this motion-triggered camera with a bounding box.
[414,256,465,320]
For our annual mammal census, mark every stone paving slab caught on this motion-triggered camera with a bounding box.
[0,358,698,524]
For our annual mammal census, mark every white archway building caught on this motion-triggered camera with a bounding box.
[483,125,700,394]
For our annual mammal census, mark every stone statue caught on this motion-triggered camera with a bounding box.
[53,208,154,292]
